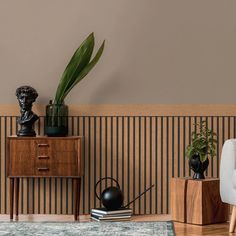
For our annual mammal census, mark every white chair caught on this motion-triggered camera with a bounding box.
[220,139,236,232]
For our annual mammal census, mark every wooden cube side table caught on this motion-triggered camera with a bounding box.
[171,178,229,225]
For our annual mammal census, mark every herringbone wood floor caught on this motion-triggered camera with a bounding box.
[0,214,233,235]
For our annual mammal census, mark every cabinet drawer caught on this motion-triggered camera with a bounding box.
[35,155,52,176]
[7,137,83,177]
[52,163,79,176]
[35,166,52,176]
[52,151,77,164]
[51,140,75,152]
[35,140,50,157]
[33,165,79,176]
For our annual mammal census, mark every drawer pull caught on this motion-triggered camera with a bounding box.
[37,168,49,171]
[38,144,49,147]
[38,156,50,160]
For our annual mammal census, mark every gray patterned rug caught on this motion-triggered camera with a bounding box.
[0,221,175,236]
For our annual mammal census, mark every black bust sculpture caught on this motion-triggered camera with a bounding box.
[16,86,39,136]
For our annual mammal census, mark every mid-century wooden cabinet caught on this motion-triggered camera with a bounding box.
[7,136,83,220]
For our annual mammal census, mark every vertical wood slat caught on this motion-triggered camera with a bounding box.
[157,117,162,214]
[0,115,234,215]
[140,117,145,215]
[123,117,128,207]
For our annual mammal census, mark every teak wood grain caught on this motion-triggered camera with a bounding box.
[6,136,83,220]
[171,178,229,225]
[170,178,187,222]
[186,178,229,225]
[7,137,83,177]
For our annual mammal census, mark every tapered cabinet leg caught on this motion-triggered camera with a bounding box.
[73,178,81,221]
[10,178,14,220]
[15,178,20,218]
[73,179,78,221]
[77,178,81,218]
[230,205,236,233]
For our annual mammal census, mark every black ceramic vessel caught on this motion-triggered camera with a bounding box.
[189,155,209,179]
[44,101,68,137]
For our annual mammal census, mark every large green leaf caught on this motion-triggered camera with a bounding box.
[54,33,95,103]
[60,40,105,101]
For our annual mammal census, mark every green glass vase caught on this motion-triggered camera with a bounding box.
[44,101,68,136]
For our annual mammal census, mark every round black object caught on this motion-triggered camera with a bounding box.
[101,186,124,210]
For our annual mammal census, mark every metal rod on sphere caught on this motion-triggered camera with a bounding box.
[124,184,155,208]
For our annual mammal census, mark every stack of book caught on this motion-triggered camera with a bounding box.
[91,207,132,221]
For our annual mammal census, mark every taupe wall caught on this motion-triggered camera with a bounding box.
[0,0,236,104]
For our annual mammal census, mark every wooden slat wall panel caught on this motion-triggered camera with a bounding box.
[0,115,235,215]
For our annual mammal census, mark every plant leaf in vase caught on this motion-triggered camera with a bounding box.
[54,32,105,104]
[61,40,105,102]
[45,33,105,137]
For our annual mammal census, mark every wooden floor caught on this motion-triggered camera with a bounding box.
[0,214,233,236]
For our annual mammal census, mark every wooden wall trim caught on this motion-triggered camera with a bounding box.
[1,104,236,116]
[0,114,234,215]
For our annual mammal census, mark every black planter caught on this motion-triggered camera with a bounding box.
[44,101,68,137]
[189,155,209,179]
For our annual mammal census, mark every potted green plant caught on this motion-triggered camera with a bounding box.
[186,121,217,179]
[45,33,105,136]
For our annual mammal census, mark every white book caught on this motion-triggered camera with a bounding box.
[91,207,132,215]
[91,216,131,222]
[91,212,132,218]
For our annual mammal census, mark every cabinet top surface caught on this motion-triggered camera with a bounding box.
[8,136,83,139]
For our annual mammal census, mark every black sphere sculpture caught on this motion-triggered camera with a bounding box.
[101,186,124,210]
[16,86,39,137]
[95,177,155,211]
[95,177,124,210]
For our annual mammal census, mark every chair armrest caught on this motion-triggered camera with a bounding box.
[232,169,236,189]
